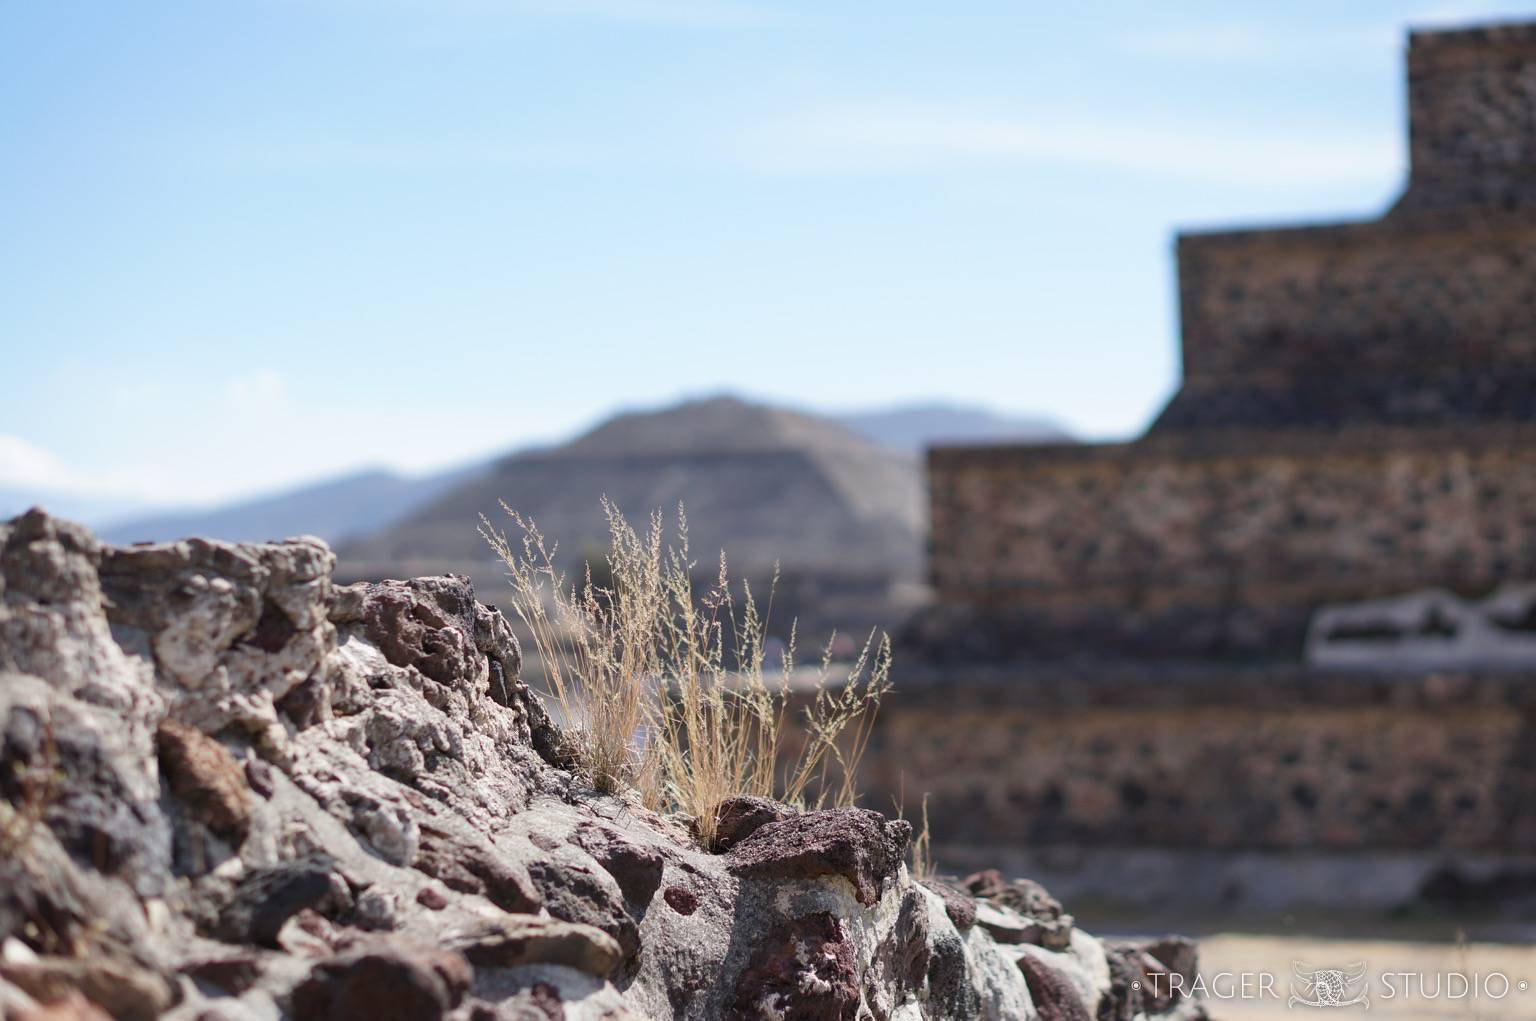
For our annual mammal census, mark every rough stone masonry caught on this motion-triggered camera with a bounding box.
[924,20,1536,660]
[0,509,1205,1021]
[891,19,1536,908]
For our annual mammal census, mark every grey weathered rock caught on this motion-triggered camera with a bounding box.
[922,879,977,932]
[412,822,542,915]
[443,916,620,976]
[964,869,1075,950]
[569,819,664,906]
[729,912,860,1020]
[213,859,337,947]
[921,900,981,1021]
[881,888,933,995]
[290,941,471,1021]
[523,854,639,968]
[0,512,1206,1021]
[0,956,177,1021]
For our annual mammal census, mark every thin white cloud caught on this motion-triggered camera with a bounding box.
[1404,1,1536,28]
[738,105,1401,189]
[204,134,605,175]
[1118,23,1395,62]
[0,370,305,508]
[222,104,1400,189]
[511,0,778,26]
[226,368,288,412]
[0,435,76,491]
[1120,4,1536,63]
[0,435,172,503]
[288,0,779,28]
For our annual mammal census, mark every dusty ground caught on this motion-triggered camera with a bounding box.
[1078,906,1536,1021]
[1195,933,1536,1020]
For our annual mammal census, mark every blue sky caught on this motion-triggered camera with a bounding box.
[4,0,1532,515]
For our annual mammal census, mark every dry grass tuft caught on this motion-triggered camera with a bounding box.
[481,499,892,845]
[910,793,934,881]
[894,780,935,881]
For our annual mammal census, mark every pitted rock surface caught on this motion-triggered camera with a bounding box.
[570,820,664,906]
[965,869,1074,949]
[923,879,977,931]
[443,915,621,975]
[358,575,484,688]
[1018,952,1093,1021]
[729,912,860,1021]
[698,795,794,852]
[725,807,911,906]
[524,856,640,968]
[290,941,471,1021]
[155,718,252,842]
[0,511,1205,1021]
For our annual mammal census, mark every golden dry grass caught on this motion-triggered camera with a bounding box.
[481,499,891,846]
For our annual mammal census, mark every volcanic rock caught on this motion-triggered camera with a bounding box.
[725,807,911,906]
[0,511,1205,1021]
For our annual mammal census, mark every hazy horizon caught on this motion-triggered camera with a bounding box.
[8,392,1067,526]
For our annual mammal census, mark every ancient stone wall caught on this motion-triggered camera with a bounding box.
[1402,22,1536,212]
[923,21,1536,663]
[869,667,1536,851]
[923,427,1536,659]
[1160,216,1536,430]
[906,23,1536,901]
[1146,22,1536,433]
[862,665,1536,907]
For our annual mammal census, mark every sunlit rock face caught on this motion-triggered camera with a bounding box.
[0,509,1204,1021]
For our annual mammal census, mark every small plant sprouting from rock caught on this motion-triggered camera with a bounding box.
[910,793,935,882]
[894,782,935,882]
[481,499,892,846]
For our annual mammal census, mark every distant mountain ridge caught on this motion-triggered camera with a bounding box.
[561,398,875,458]
[0,488,159,530]
[69,396,1065,553]
[97,467,473,547]
[834,403,1070,453]
[341,395,923,579]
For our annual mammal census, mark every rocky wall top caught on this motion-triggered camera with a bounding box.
[0,509,1206,1021]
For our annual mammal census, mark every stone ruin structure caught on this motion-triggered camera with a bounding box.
[0,508,1207,1020]
[879,20,1536,909]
